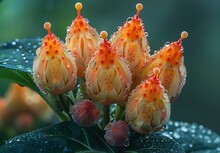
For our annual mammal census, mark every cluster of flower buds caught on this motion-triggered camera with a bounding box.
[33,2,188,146]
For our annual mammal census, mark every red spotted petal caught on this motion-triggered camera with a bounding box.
[33,22,77,95]
[65,2,99,78]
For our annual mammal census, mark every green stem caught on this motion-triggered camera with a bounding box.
[58,94,72,120]
[39,92,70,121]
[115,105,125,121]
[68,90,75,103]
[103,105,110,128]
[79,78,88,99]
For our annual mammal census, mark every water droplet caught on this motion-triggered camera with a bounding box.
[45,141,48,144]
[25,60,29,63]
[3,58,9,62]
[124,139,130,147]
[63,147,73,153]
[26,68,32,72]
[165,42,170,46]
[85,18,89,23]
[16,65,24,69]
[181,126,188,132]
[173,132,180,139]
[2,62,7,65]
[174,122,179,127]
[27,42,31,46]
[33,45,37,48]
[11,41,16,45]
[189,144,193,148]
[126,17,133,22]
[8,140,12,143]
[66,64,71,68]
[16,138,20,142]
[13,59,18,62]
[16,49,20,52]
[18,45,23,49]
[15,38,19,42]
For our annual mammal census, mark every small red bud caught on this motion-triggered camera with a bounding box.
[104,120,129,146]
[69,99,100,127]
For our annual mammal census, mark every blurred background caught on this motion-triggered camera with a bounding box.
[0,0,220,135]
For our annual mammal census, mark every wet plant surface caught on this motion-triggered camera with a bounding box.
[1,2,220,153]
[1,38,220,153]
[0,120,220,153]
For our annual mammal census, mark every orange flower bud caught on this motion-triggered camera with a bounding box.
[69,99,100,127]
[33,22,77,95]
[126,68,170,134]
[85,31,132,106]
[104,120,129,146]
[110,3,150,80]
[65,2,100,77]
[140,32,188,99]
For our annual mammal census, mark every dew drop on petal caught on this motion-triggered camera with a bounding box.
[11,41,16,45]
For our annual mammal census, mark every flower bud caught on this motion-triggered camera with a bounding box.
[110,3,150,81]
[85,31,132,106]
[65,2,99,78]
[104,120,129,146]
[33,22,77,95]
[126,68,170,134]
[140,32,188,99]
[69,99,100,127]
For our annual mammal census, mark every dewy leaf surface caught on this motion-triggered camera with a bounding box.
[126,133,184,153]
[0,38,41,73]
[0,121,113,153]
[162,121,220,153]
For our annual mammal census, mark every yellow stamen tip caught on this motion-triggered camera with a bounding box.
[44,22,51,31]
[100,31,108,39]
[136,3,143,12]
[153,67,160,76]
[181,31,188,39]
[75,2,82,11]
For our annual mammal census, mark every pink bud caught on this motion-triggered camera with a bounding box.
[104,120,129,146]
[69,99,100,127]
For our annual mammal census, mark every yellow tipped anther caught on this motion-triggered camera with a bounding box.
[136,3,143,12]
[153,67,160,76]
[75,2,82,11]
[181,31,188,39]
[100,31,108,39]
[44,22,51,31]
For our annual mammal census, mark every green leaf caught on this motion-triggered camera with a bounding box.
[0,121,113,153]
[126,133,185,153]
[0,38,41,73]
[0,68,38,92]
[162,121,220,153]
[0,38,41,92]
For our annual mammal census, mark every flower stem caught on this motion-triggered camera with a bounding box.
[115,105,125,121]
[58,94,72,120]
[103,105,110,128]
[68,90,75,103]
[39,92,70,121]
